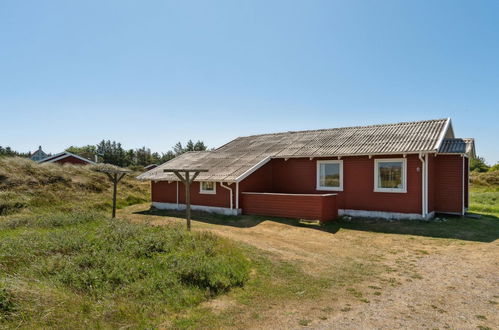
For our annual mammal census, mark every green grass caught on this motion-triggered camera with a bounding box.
[469,185,499,217]
[0,157,149,216]
[0,212,250,328]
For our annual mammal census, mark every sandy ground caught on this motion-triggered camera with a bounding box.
[120,205,499,330]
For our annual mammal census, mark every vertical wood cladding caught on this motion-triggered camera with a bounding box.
[150,154,465,217]
[152,181,232,208]
[54,156,91,165]
[241,193,337,221]
[270,155,422,214]
[434,155,464,214]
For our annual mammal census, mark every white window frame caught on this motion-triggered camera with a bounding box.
[374,158,407,193]
[199,181,217,194]
[316,160,343,191]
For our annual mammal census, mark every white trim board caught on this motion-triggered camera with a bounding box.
[316,159,343,191]
[152,202,241,216]
[374,158,407,193]
[199,181,217,194]
[339,209,435,220]
[434,117,453,151]
[242,192,337,197]
[39,151,95,164]
[234,156,272,182]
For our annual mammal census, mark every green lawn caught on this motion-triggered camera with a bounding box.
[469,185,499,217]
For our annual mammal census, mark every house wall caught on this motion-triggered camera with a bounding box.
[152,181,233,208]
[464,157,469,209]
[241,192,337,221]
[150,153,467,218]
[54,156,91,165]
[433,155,464,214]
[267,155,423,214]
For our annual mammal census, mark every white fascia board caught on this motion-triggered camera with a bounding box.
[234,156,272,183]
[41,152,95,164]
[434,117,452,152]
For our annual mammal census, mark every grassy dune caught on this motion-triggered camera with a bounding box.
[0,157,149,216]
[0,158,253,328]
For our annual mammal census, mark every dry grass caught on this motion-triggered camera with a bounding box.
[0,157,149,216]
[120,204,499,329]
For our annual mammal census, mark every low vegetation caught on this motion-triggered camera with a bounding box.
[1,156,498,329]
[0,212,250,328]
[0,157,149,216]
[470,170,499,216]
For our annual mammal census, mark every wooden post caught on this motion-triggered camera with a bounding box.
[104,172,127,219]
[185,171,191,231]
[168,169,206,231]
[112,173,118,218]
[95,166,131,219]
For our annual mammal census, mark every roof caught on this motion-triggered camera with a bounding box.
[30,146,48,161]
[38,151,96,164]
[138,118,471,183]
[439,138,475,157]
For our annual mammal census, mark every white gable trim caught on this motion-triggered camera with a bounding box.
[234,156,272,183]
[39,151,95,164]
[434,117,452,151]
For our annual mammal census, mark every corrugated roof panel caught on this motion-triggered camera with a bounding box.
[137,118,460,182]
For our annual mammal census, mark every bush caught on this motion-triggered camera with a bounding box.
[0,214,251,310]
[0,282,15,317]
[471,171,499,186]
[470,156,490,172]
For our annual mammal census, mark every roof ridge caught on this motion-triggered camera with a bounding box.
[234,118,448,139]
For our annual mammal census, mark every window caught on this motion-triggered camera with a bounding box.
[374,158,407,193]
[200,181,216,194]
[316,160,343,191]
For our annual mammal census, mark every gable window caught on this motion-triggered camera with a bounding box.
[316,160,343,191]
[374,158,407,193]
[200,181,216,194]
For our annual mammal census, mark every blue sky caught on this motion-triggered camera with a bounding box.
[1,0,498,163]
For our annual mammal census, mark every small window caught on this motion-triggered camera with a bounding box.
[200,181,216,194]
[316,160,343,191]
[374,158,407,193]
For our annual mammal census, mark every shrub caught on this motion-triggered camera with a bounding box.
[0,215,251,310]
[0,282,15,317]
[471,171,499,186]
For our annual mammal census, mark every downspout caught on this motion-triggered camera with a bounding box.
[236,182,239,210]
[219,182,233,210]
[462,156,465,216]
[424,153,428,216]
[418,153,426,219]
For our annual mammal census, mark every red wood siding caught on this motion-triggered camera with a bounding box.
[427,155,436,212]
[434,155,463,214]
[464,157,469,208]
[241,192,337,221]
[149,154,465,217]
[152,181,232,208]
[238,161,273,192]
[54,156,91,165]
[265,155,422,214]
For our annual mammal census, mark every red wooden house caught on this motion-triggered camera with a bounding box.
[138,118,475,221]
[37,151,95,165]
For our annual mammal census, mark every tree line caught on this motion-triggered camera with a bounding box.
[2,144,496,171]
[0,140,208,168]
